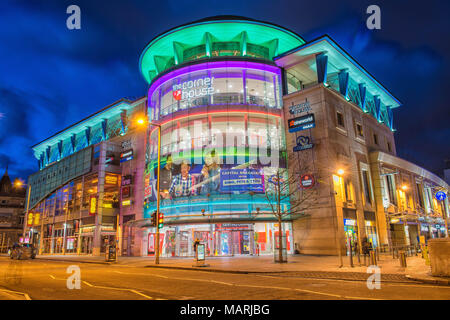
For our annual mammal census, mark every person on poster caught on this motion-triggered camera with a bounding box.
[158,154,174,199]
[168,160,197,198]
[198,150,221,195]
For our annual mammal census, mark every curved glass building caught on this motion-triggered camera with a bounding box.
[141,16,305,256]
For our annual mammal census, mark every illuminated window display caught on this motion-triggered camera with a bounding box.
[148,61,282,120]
[144,60,292,257]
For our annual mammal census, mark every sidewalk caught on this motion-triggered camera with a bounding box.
[22,253,449,285]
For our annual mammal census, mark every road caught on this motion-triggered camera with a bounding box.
[0,257,449,300]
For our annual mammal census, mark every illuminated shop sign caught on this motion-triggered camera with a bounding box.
[105,174,118,185]
[172,77,215,101]
[299,174,315,189]
[289,101,311,115]
[120,149,133,163]
[288,114,315,133]
[344,219,356,226]
[435,191,447,201]
[122,186,131,198]
[220,168,265,193]
[89,195,97,216]
[122,199,131,206]
[365,221,374,227]
[27,213,34,227]
[122,175,133,186]
[293,135,314,152]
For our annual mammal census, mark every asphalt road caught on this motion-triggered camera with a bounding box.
[0,257,449,300]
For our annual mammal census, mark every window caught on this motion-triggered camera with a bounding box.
[362,170,372,205]
[337,112,345,127]
[373,133,378,145]
[356,123,364,137]
[387,141,392,152]
[386,175,396,205]
[416,183,424,208]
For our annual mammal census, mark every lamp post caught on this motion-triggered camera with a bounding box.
[137,117,162,264]
[15,181,32,242]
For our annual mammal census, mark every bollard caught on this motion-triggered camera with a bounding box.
[370,250,377,266]
[399,250,407,268]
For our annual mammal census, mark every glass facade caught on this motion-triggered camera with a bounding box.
[143,60,292,256]
[149,61,282,121]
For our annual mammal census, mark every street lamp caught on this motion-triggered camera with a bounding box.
[136,116,162,264]
[337,169,345,176]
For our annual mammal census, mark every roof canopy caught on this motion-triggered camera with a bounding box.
[274,35,401,109]
[139,16,305,84]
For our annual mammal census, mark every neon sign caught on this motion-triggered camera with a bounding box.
[172,77,215,101]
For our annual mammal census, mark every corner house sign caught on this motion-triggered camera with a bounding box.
[288,114,315,133]
[300,174,315,189]
[173,77,215,101]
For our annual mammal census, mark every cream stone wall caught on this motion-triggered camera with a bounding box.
[283,84,396,255]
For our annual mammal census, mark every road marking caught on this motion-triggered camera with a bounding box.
[256,275,450,289]
[80,279,154,299]
[0,288,31,300]
[111,269,375,300]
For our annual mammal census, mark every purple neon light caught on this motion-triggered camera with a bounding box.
[147,60,281,105]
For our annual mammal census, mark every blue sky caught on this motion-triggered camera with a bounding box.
[0,0,449,181]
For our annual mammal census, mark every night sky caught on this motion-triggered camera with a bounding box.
[0,0,449,181]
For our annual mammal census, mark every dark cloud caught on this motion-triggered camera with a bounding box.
[0,0,449,180]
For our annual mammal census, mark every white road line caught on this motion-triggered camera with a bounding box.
[0,288,31,300]
[256,275,450,289]
[111,269,375,300]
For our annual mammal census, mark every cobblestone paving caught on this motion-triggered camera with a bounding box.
[261,271,413,282]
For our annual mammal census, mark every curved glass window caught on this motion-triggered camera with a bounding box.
[149,62,282,120]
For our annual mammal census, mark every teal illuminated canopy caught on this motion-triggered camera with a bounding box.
[274,35,401,109]
[139,16,305,83]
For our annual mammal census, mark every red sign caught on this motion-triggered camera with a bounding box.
[300,174,315,189]
[173,90,182,100]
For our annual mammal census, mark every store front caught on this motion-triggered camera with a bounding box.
[344,218,358,255]
[146,222,292,257]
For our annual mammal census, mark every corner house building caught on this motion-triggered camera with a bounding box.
[24,16,449,257]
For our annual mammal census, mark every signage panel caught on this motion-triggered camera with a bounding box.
[288,114,315,133]
[219,168,265,193]
[299,174,315,189]
[289,101,311,115]
[120,149,134,163]
[293,135,314,152]
[436,191,447,201]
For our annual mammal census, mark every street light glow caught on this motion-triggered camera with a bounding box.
[337,169,345,176]
[137,118,146,125]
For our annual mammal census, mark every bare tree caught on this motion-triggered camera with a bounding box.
[263,152,319,263]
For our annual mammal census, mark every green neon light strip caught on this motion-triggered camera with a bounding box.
[140,19,304,83]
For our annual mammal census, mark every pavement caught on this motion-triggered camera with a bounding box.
[5,252,447,286]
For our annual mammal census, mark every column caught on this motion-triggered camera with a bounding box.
[93,142,106,256]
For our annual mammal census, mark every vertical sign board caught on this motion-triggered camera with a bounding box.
[197,244,205,261]
[89,195,98,216]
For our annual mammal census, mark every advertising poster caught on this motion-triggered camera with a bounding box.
[219,168,265,193]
